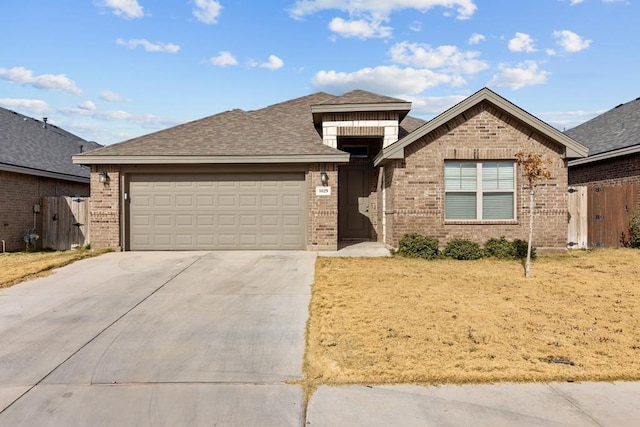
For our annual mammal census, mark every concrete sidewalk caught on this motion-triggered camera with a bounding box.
[306,382,640,426]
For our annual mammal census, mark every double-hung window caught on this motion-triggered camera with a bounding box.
[445,161,516,220]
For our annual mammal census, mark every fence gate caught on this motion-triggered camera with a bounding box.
[567,186,587,249]
[42,196,90,250]
[587,183,638,248]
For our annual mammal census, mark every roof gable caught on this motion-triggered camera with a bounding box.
[0,106,100,181]
[311,90,412,126]
[375,87,588,166]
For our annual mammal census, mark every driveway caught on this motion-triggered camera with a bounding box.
[0,251,315,426]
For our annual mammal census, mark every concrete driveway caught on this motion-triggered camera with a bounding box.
[0,251,315,426]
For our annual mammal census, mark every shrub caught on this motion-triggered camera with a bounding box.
[484,237,515,259]
[397,233,439,260]
[443,239,484,260]
[627,214,640,249]
[512,239,536,259]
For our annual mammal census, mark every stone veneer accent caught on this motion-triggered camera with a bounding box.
[384,102,569,250]
[320,112,400,149]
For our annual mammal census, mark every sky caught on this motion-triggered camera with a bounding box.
[1,0,638,145]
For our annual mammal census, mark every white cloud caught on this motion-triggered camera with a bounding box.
[290,1,477,39]
[209,51,238,67]
[116,38,181,53]
[508,32,536,53]
[389,41,489,75]
[409,21,422,32]
[553,30,591,52]
[100,90,126,102]
[58,104,178,130]
[78,100,97,111]
[100,0,144,19]
[0,98,50,115]
[290,0,478,21]
[566,0,584,4]
[257,55,284,70]
[489,61,549,90]
[193,0,222,24]
[468,33,485,45]
[0,66,82,95]
[312,65,465,96]
[328,17,392,38]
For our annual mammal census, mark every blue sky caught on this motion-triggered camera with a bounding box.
[1,0,637,145]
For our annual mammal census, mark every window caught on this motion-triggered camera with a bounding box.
[445,161,515,220]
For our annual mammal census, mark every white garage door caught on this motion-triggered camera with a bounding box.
[128,173,306,250]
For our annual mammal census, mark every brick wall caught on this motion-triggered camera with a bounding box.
[569,153,640,212]
[88,166,121,250]
[307,163,339,250]
[0,170,89,252]
[385,102,569,250]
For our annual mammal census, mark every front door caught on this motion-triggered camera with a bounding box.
[338,165,371,240]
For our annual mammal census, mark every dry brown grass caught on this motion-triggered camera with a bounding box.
[304,249,640,389]
[0,248,111,289]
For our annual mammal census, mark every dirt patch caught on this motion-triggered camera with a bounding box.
[304,249,640,388]
[0,249,111,289]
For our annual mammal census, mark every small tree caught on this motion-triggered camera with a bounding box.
[515,151,552,278]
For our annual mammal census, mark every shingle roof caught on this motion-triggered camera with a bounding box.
[76,90,421,162]
[79,92,344,158]
[317,90,408,105]
[0,106,100,180]
[565,97,640,156]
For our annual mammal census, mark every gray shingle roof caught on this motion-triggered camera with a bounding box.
[317,90,409,105]
[78,91,420,161]
[0,107,101,180]
[80,92,343,158]
[565,97,640,156]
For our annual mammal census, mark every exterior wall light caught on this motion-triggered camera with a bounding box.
[320,171,329,186]
[98,171,110,184]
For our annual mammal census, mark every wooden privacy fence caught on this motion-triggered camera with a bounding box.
[42,196,90,250]
[568,183,638,249]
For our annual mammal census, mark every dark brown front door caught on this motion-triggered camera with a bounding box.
[339,165,371,239]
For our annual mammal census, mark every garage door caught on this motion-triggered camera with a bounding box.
[128,173,306,250]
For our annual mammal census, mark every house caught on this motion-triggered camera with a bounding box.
[73,88,587,252]
[0,107,101,252]
[567,96,640,247]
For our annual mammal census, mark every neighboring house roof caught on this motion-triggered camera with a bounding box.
[74,90,424,165]
[374,87,589,166]
[0,106,100,183]
[566,96,640,166]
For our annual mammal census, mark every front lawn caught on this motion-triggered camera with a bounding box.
[304,249,640,389]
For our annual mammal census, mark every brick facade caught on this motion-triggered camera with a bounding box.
[0,170,89,252]
[88,166,121,250]
[381,102,569,250]
[569,153,640,213]
[307,163,339,250]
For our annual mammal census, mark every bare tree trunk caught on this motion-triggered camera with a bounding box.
[525,189,534,278]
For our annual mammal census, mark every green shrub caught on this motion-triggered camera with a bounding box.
[628,214,640,248]
[443,239,484,260]
[512,239,536,259]
[484,236,515,259]
[397,233,439,260]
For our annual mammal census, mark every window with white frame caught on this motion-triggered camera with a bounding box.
[445,161,516,220]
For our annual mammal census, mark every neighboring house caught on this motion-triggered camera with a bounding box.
[567,96,640,247]
[0,107,101,252]
[74,88,587,252]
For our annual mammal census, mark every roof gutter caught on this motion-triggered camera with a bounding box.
[568,144,640,166]
[73,153,351,165]
[0,162,90,184]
